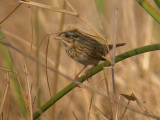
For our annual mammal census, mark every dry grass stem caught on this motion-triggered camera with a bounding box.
[0,0,160,119]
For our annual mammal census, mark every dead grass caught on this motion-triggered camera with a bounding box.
[0,0,160,120]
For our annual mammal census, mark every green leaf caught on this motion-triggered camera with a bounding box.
[136,0,160,24]
[0,28,26,117]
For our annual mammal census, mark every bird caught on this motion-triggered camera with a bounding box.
[56,28,125,79]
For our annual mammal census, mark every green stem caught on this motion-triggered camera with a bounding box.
[154,0,160,9]
[33,43,160,119]
[136,0,160,24]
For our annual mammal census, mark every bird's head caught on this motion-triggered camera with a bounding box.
[56,29,80,49]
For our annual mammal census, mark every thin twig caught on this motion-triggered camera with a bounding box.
[45,35,52,97]
[51,0,66,118]
[28,4,34,64]
[0,72,10,115]
[120,100,130,120]
[24,64,33,120]
[19,0,78,16]
[65,0,78,13]
[103,70,113,119]
[88,92,93,120]
[0,3,22,24]
[93,105,111,120]
[112,8,118,95]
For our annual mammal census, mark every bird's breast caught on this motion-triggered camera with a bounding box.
[66,49,99,65]
[73,53,88,62]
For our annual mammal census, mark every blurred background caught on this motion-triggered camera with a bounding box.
[0,0,160,120]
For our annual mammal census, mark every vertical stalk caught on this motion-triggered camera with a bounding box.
[35,1,41,120]
[51,1,66,119]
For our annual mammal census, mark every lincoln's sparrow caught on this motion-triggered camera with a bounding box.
[56,29,125,78]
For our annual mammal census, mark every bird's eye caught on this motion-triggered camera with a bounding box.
[65,33,70,38]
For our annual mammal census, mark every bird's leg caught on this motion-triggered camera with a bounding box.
[74,65,87,81]
[83,65,96,81]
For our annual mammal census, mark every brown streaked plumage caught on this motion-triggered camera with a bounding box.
[56,29,125,66]
[56,29,125,79]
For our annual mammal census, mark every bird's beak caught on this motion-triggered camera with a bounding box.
[55,35,61,40]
